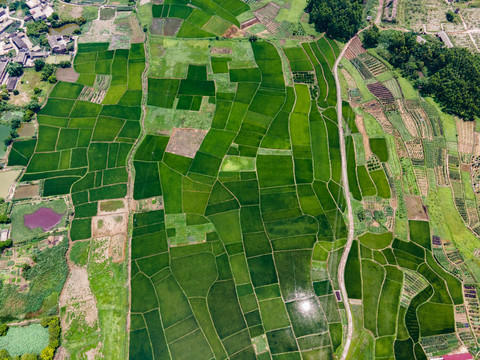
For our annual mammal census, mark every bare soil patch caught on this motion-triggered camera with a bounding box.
[163,18,182,37]
[92,213,127,237]
[134,196,164,212]
[355,115,372,160]
[14,184,39,199]
[150,18,164,36]
[211,47,232,55]
[456,118,475,154]
[405,195,429,220]
[165,127,208,158]
[223,26,246,38]
[59,266,98,328]
[56,67,80,83]
[108,234,126,263]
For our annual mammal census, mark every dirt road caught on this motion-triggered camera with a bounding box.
[334,13,382,360]
[333,36,356,360]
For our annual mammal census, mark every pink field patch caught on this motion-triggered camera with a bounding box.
[24,208,63,231]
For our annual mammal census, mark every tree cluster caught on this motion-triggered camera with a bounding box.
[26,21,48,37]
[305,0,363,42]
[377,31,480,120]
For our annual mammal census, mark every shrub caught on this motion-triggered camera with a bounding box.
[0,324,8,336]
[20,354,36,360]
[0,215,10,224]
[12,90,19,95]
[0,239,13,252]
[39,346,54,360]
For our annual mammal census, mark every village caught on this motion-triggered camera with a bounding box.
[0,0,74,92]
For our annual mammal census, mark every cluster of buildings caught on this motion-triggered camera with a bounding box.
[0,0,74,92]
[24,0,55,22]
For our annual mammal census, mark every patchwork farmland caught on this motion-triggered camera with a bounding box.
[1,0,480,358]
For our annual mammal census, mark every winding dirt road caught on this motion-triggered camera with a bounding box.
[334,11,383,360]
[333,37,356,360]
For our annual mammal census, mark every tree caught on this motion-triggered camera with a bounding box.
[0,240,13,252]
[73,28,81,35]
[48,75,57,84]
[0,324,8,336]
[0,214,10,224]
[40,64,55,81]
[446,10,457,22]
[26,20,48,37]
[34,59,45,72]
[306,0,363,41]
[0,349,10,360]
[23,109,34,122]
[75,16,86,25]
[363,24,379,48]
[59,61,71,68]
[6,62,23,77]
[248,35,258,42]
[40,347,55,360]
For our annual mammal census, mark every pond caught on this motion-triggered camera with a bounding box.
[24,207,63,231]
[0,323,49,357]
[17,123,36,138]
[48,23,80,36]
[0,170,21,198]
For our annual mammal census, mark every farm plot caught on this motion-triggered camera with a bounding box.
[129,38,348,360]
[151,0,249,37]
[7,42,145,359]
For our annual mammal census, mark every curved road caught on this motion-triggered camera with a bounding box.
[333,37,356,360]
[334,14,382,360]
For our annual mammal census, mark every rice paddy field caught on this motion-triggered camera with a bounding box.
[4,1,480,359]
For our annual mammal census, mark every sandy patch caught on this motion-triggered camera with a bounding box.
[165,127,208,158]
[92,213,128,237]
